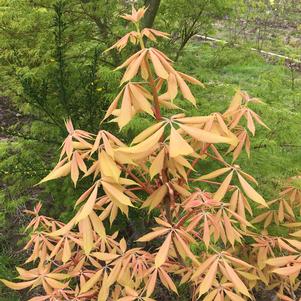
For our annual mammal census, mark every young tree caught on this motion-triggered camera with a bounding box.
[2,6,301,301]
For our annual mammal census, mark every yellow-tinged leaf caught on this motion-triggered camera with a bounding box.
[191,255,218,280]
[38,162,71,184]
[80,217,94,255]
[169,127,194,158]
[223,213,235,246]
[174,233,198,264]
[177,71,204,87]
[251,212,271,224]
[291,229,301,237]
[167,73,178,100]
[98,272,110,301]
[203,289,218,301]
[176,116,211,124]
[237,270,259,281]
[137,228,170,242]
[146,270,158,297]
[224,255,253,269]
[246,111,255,135]
[198,258,218,296]
[15,267,36,280]
[89,210,106,238]
[179,124,237,146]
[99,151,121,182]
[118,86,133,128]
[103,89,124,121]
[62,238,72,263]
[284,222,301,228]
[125,286,139,297]
[224,289,246,301]
[28,297,49,301]
[285,239,301,250]
[44,277,67,289]
[203,216,210,248]
[47,273,69,281]
[0,279,36,290]
[237,173,268,207]
[149,50,169,79]
[48,216,76,237]
[266,255,296,266]
[171,181,191,197]
[196,167,232,181]
[102,181,133,207]
[214,171,233,201]
[107,260,122,285]
[272,265,301,275]
[155,232,172,268]
[158,268,178,294]
[223,260,250,297]
[227,90,242,112]
[71,154,79,186]
[121,49,147,84]
[149,148,165,179]
[132,122,164,145]
[119,126,165,154]
[278,238,296,253]
[91,252,120,261]
[175,73,196,105]
[76,184,98,222]
[80,270,102,294]
[142,185,168,211]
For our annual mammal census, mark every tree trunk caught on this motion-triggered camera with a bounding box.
[143,0,161,28]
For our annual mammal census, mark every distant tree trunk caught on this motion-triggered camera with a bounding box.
[143,0,161,28]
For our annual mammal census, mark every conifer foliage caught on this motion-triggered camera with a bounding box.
[2,6,301,301]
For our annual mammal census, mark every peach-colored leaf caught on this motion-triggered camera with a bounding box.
[237,173,267,207]
[137,228,170,242]
[224,289,245,301]
[80,270,102,294]
[169,127,194,158]
[0,279,36,290]
[38,162,71,184]
[149,148,165,179]
[272,265,301,275]
[142,184,168,211]
[196,167,232,181]
[223,260,250,297]
[214,171,233,201]
[119,126,165,154]
[179,124,237,146]
[146,270,158,297]
[198,258,218,296]
[76,184,98,222]
[155,232,172,267]
[149,50,169,79]
[132,122,164,145]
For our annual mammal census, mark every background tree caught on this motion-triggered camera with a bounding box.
[143,0,161,28]
[159,0,234,61]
